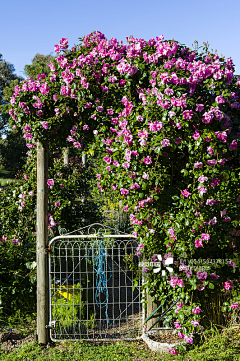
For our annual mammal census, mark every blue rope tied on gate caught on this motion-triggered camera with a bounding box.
[88,234,112,324]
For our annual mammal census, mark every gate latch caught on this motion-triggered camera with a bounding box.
[46,321,56,329]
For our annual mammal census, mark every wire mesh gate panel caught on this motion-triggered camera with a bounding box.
[48,225,143,341]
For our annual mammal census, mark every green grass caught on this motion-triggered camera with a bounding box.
[0,324,240,361]
[0,169,15,187]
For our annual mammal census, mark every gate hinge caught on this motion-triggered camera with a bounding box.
[44,246,51,254]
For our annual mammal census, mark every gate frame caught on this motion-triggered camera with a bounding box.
[47,230,144,341]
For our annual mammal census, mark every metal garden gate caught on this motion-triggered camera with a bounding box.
[47,224,143,341]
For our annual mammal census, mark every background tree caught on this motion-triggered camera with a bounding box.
[0,129,26,172]
[24,53,55,79]
[0,53,55,172]
[0,54,20,136]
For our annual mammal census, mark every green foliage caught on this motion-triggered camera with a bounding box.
[52,283,95,333]
[0,130,27,173]
[24,53,55,79]
[0,151,101,318]
[0,55,20,136]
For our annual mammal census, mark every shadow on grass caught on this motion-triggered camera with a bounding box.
[0,169,15,179]
[0,169,16,187]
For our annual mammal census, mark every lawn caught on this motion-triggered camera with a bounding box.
[0,169,15,187]
[0,318,240,361]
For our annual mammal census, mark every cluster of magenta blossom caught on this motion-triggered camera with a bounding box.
[8,31,240,349]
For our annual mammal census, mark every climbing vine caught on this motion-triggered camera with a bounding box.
[6,31,240,353]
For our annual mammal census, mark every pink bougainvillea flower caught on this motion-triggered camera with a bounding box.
[23,124,32,132]
[229,260,236,268]
[55,201,60,207]
[197,282,205,291]
[131,182,140,190]
[143,156,152,165]
[196,104,204,112]
[218,158,227,165]
[210,273,220,280]
[184,336,194,344]
[183,110,193,119]
[201,233,210,240]
[73,142,81,148]
[177,278,185,287]
[195,239,203,248]
[176,302,185,309]
[198,186,207,195]
[136,115,144,122]
[192,306,202,314]
[209,216,217,226]
[223,280,233,290]
[175,137,182,144]
[194,162,203,168]
[220,209,227,217]
[191,320,200,326]
[211,177,220,186]
[142,172,149,179]
[192,131,200,140]
[215,95,225,104]
[103,156,112,164]
[47,179,54,187]
[181,189,191,197]
[111,184,117,191]
[223,217,231,222]
[185,269,192,278]
[122,162,130,169]
[168,111,176,118]
[174,321,182,329]
[120,188,129,195]
[197,271,208,280]
[229,140,238,151]
[231,302,239,310]
[169,274,178,288]
[161,138,170,147]
[198,175,208,183]
[169,348,178,355]
[207,159,216,166]
[23,132,33,140]
[41,121,48,129]
[178,331,185,338]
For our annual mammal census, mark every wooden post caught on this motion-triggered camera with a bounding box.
[146,294,160,328]
[37,141,49,344]
[64,147,69,166]
[81,154,87,204]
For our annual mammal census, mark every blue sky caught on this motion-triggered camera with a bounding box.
[1,0,240,78]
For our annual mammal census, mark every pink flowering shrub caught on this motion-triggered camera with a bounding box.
[7,32,240,350]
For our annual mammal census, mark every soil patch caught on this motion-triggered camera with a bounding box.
[148,331,183,344]
[0,329,35,352]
